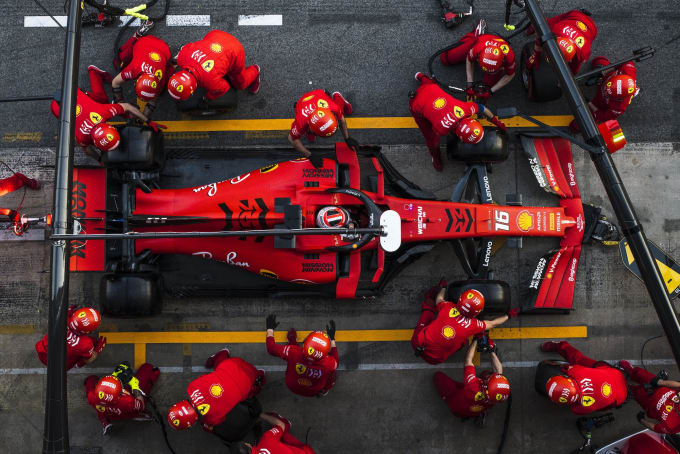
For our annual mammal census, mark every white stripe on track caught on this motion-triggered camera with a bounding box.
[238,15,282,26]
[0,359,673,375]
[24,16,67,27]
[165,15,211,27]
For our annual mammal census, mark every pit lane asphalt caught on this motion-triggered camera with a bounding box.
[0,1,679,453]
[0,0,678,147]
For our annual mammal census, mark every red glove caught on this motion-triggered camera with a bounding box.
[147,121,167,132]
[94,336,107,354]
[507,308,520,319]
[476,90,491,103]
[490,116,507,132]
[466,87,476,98]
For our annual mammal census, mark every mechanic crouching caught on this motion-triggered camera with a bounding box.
[266,315,339,397]
[434,338,510,426]
[85,361,160,435]
[245,412,316,453]
[411,280,517,365]
[440,19,517,101]
[168,348,265,433]
[539,341,627,414]
[168,30,260,104]
[35,305,106,370]
[409,73,506,172]
[618,360,680,434]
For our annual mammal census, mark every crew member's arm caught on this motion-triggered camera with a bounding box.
[483,314,508,330]
[465,58,475,84]
[326,320,338,361]
[464,340,477,366]
[637,412,660,431]
[288,135,312,158]
[111,73,126,102]
[119,102,148,123]
[657,379,680,389]
[259,412,287,431]
[265,314,289,358]
[339,117,350,141]
[490,351,503,375]
[435,287,447,305]
[490,73,514,94]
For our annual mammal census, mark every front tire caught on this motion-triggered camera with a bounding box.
[100,272,163,316]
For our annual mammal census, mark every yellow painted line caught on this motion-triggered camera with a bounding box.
[0,325,38,334]
[101,326,586,344]
[111,115,573,133]
[2,132,42,143]
[134,343,146,369]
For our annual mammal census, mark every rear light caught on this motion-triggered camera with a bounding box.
[597,120,627,154]
[46,213,53,226]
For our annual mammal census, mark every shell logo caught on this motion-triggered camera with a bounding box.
[210,43,223,53]
[547,273,553,279]
[149,52,161,62]
[76,104,82,116]
[209,384,223,398]
[441,325,455,339]
[470,405,484,412]
[448,307,460,318]
[197,403,211,415]
[601,383,612,398]
[298,378,312,387]
[317,99,329,108]
[259,269,278,279]
[433,97,447,110]
[576,21,587,31]
[302,95,314,101]
[517,210,534,232]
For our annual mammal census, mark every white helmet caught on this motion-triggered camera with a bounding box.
[316,206,350,228]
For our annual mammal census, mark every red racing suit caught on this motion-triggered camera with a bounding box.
[85,362,159,425]
[290,90,349,141]
[411,299,486,365]
[175,30,259,100]
[589,56,638,122]
[629,366,680,434]
[50,89,124,148]
[532,10,597,74]
[434,367,494,418]
[251,424,316,454]
[553,341,627,415]
[187,355,263,430]
[117,35,174,88]
[36,305,96,370]
[266,336,339,397]
[409,75,483,156]
[441,33,516,86]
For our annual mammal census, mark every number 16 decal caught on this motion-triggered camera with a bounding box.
[494,210,509,231]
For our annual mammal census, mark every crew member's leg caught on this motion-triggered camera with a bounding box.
[433,371,465,402]
[207,349,232,369]
[331,92,353,116]
[226,50,259,90]
[87,68,111,104]
[544,341,598,367]
[441,33,476,65]
[115,35,139,70]
[135,362,160,395]
[319,370,337,396]
[85,375,99,394]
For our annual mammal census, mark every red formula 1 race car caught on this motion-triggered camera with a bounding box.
[63,124,616,316]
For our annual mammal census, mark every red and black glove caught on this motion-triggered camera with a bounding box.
[146,121,167,133]
[507,307,520,319]
[490,116,507,132]
[94,336,107,354]
[476,89,492,103]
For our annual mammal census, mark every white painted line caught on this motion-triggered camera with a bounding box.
[165,15,211,27]
[24,16,67,27]
[238,15,282,26]
[119,17,141,27]
[1,359,673,375]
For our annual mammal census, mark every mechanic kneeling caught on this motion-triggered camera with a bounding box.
[85,361,160,435]
[168,30,260,103]
[618,360,680,434]
[35,306,106,370]
[288,89,357,162]
[434,338,510,424]
[168,348,265,432]
[266,315,339,397]
[411,280,516,365]
[245,412,316,453]
[409,73,506,172]
[440,19,516,101]
[540,341,627,414]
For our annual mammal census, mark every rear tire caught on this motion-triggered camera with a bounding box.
[101,125,165,171]
[447,279,510,315]
[520,42,562,102]
[100,272,163,316]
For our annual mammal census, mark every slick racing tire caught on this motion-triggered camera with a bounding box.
[100,272,163,316]
[101,125,165,171]
[535,359,569,397]
[447,279,511,315]
[520,42,562,102]
[447,128,508,163]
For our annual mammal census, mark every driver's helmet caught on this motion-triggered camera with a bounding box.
[316,206,351,228]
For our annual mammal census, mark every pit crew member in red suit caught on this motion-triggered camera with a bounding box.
[588,56,639,123]
[266,315,339,397]
[527,9,597,75]
[434,339,510,422]
[85,361,160,435]
[95,20,175,117]
[440,20,516,100]
[168,349,265,432]
[409,73,506,172]
[50,87,148,162]
[0,172,40,224]
[411,280,516,364]
[245,412,316,454]
[35,306,106,370]
[541,341,627,415]
[618,360,680,434]
[288,89,357,159]
[168,30,261,103]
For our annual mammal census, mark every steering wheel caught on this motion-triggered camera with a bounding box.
[325,188,382,252]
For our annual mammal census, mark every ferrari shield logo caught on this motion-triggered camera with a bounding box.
[474,391,484,401]
[197,403,211,415]
[581,395,595,407]
[453,106,465,118]
[89,112,102,124]
[296,364,307,375]
[448,307,460,318]
[575,36,585,48]
[201,59,215,72]
[154,69,163,80]
[500,44,509,54]
[96,405,106,413]
[317,99,329,109]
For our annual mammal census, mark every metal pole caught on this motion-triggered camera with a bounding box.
[43,0,81,451]
[523,0,680,366]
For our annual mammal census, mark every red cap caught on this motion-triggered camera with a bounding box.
[91,124,120,152]
[556,37,577,62]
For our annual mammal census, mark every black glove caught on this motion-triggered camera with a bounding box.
[637,411,646,422]
[112,86,123,103]
[414,346,424,357]
[111,361,134,385]
[309,154,324,169]
[266,314,279,330]
[326,320,336,341]
[345,137,360,152]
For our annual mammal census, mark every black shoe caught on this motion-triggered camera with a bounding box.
[658,369,670,381]
[136,20,155,37]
